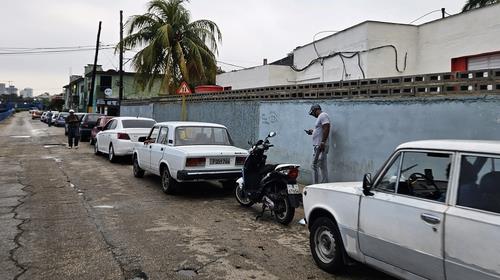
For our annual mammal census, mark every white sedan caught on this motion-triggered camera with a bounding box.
[303,140,500,280]
[94,117,156,162]
[132,121,248,194]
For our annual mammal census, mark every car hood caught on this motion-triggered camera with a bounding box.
[306,181,363,196]
[174,145,249,156]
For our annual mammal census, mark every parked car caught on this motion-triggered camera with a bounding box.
[78,113,102,141]
[90,116,113,145]
[131,121,248,194]
[49,111,59,125]
[64,113,85,135]
[54,112,69,127]
[94,117,156,162]
[303,140,500,280]
[40,111,48,122]
[31,110,42,119]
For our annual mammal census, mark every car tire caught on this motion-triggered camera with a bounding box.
[310,217,345,273]
[94,141,101,155]
[133,155,145,178]
[161,166,177,195]
[108,145,117,163]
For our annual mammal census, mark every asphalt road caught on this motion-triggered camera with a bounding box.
[0,112,393,280]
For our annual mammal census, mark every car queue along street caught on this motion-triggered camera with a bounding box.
[0,112,392,279]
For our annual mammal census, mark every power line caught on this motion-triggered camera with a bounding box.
[217,60,246,69]
[409,9,443,24]
[0,47,115,55]
[0,44,114,51]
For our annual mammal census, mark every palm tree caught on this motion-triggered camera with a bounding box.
[462,0,499,11]
[119,0,222,94]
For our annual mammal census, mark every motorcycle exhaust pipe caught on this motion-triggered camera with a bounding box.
[263,196,275,210]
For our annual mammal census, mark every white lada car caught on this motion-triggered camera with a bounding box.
[94,117,156,162]
[132,121,248,194]
[303,140,500,280]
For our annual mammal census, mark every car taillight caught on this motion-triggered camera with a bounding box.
[186,157,206,167]
[117,133,130,140]
[288,168,299,179]
[235,156,246,165]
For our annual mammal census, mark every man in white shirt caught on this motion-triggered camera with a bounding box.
[305,104,331,184]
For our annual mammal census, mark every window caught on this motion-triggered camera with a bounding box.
[121,119,155,129]
[157,127,168,144]
[457,155,500,214]
[103,120,115,130]
[148,126,160,142]
[175,126,232,146]
[397,152,451,202]
[374,153,401,193]
[109,120,117,130]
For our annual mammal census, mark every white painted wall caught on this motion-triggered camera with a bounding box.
[216,65,295,90]
[216,4,500,88]
[416,4,500,74]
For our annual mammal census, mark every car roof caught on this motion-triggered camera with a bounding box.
[397,140,500,154]
[155,121,227,128]
[111,117,155,121]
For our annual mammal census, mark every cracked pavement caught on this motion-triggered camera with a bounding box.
[0,112,393,280]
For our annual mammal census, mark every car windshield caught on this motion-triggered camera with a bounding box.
[122,119,155,128]
[85,114,101,122]
[175,126,232,146]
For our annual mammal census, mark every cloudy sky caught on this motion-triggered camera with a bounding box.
[0,0,465,96]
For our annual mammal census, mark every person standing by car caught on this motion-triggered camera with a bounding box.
[305,104,331,184]
[66,109,80,149]
[46,111,53,127]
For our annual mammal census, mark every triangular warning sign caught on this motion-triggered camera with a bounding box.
[176,81,192,95]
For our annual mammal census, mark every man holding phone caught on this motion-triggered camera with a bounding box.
[305,104,331,184]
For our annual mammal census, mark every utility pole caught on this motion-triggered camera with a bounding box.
[88,21,102,113]
[118,10,124,116]
[441,8,446,18]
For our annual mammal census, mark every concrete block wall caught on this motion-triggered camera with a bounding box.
[122,95,500,184]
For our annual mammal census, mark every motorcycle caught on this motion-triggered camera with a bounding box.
[235,132,301,225]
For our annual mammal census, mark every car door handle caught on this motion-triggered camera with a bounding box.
[420,213,441,225]
[160,148,164,151]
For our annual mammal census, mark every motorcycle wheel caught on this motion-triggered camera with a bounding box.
[235,185,254,207]
[274,195,295,225]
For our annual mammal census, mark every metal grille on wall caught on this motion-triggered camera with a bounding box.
[123,68,500,105]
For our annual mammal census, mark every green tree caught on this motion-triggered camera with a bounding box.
[462,0,499,11]
[119,0,222,94]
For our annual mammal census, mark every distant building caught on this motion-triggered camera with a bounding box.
[5,85,18,95]
[19,88,33,98]
[0,83,6,95]
[63,64,165,115]
[217,3,500,89]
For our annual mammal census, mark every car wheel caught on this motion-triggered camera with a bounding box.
[133,155,145,178]
[94,141,101,155]
[161,166,177,195]
[108,145,117,163]
[310,217,345,273]
[235,184,254,207]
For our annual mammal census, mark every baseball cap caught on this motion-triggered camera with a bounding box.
[309,104,321,116]
[69,109,75,113]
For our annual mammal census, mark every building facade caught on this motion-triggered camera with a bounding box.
[63,64,165,115]
[19,88,33,98]
[217,4,500,89]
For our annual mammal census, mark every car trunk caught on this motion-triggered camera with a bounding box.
[175,145,248,169]
[119,128,151,142]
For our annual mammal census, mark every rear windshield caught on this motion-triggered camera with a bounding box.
[84,114,101,122]
[175,126,232,146]
[122,119,155,128]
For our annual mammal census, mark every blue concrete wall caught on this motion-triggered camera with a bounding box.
[122,95,500,184]
[120,104,154,119]
[0,109,15,122]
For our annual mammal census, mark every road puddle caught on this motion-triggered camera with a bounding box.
[10,135,31,138]
[93,205,114,209]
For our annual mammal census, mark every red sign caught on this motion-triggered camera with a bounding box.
[176,81,192,95]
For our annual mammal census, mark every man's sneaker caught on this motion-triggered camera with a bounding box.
[67,146,72,149]
[75,146,79,149]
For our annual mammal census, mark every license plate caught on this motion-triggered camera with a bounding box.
[210,158,230,165]
[287,184,300,194]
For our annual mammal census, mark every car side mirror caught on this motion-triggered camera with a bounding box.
[362,173,374,196]
[138,136,147,143]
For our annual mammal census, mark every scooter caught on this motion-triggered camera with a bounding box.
[235,132,301,225]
